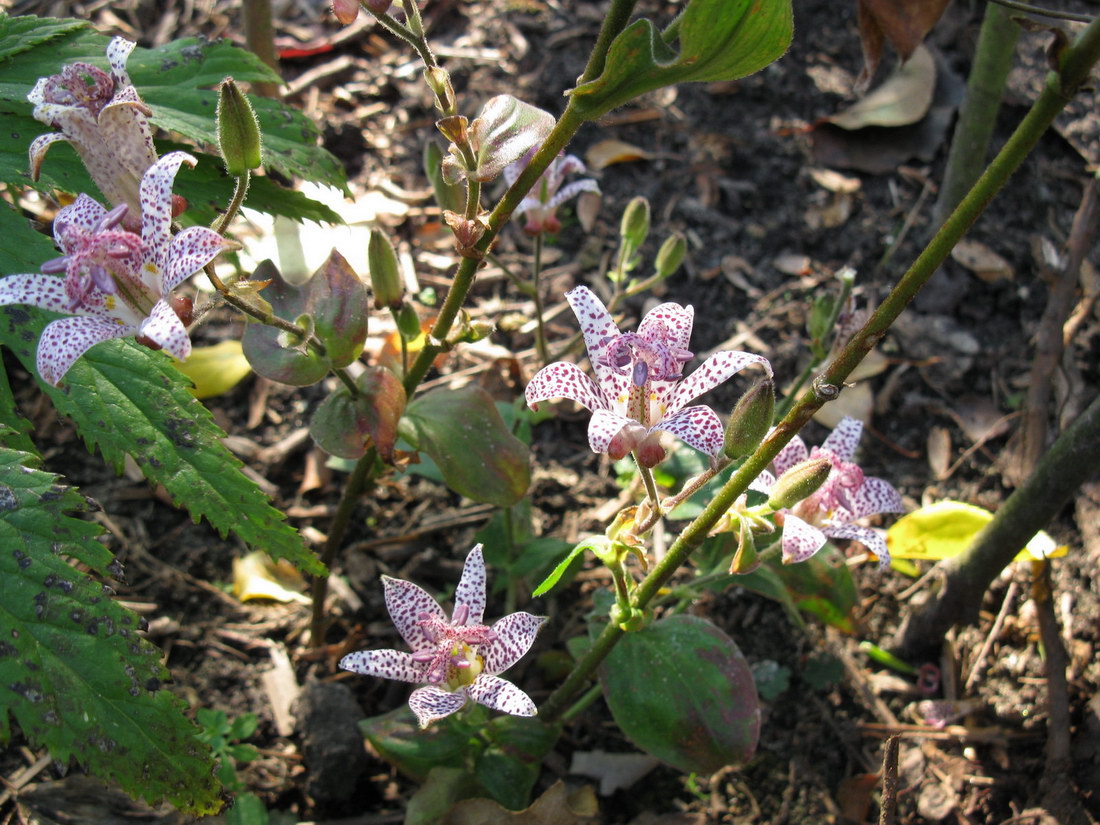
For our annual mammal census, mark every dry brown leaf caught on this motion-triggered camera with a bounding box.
[585,139,653,171]
[951,238,1015,282]
[773,252,812,276]
[831,45,937,130]
[927,426,952,480]
[808,167,862,194]
[804,193,854,229]
[814,381,873,428]
[576,190,602,233]
[569,750,660,796]
[442,781,599,825]
[857,0,952,85]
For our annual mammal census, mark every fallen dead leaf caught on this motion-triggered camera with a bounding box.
[576,190,602,233]
[927,426,952,480]
[569,750,660,796]
[831,45,937,130]
[442,781,599,825]
[233,550,310,604]
[804,193,854,229]
[951,238,1015,282]
[808,167,862,194]
[585,138,653,171]
[857,0,953,85]
[773,252,812,276]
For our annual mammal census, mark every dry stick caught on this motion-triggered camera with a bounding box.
[964,579,1019,692]
[538,14,1100,724]
[878,735,901,825]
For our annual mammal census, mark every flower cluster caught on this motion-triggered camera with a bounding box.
[503,149,599,235]
[29,37,157,229]
[0,152,227,385]
[526,286,771,464]
[340,545,545,728]
[751,417,905,565]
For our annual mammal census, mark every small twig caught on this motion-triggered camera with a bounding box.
[965,579,1019,692]
[988,0,1095,23]
[879,735,901,825]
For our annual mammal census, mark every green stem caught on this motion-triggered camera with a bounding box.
[576,0,639,85]
[560,684,603,723]
[634,454,661,511]
[538,13,1100,723]
[242,0,280,98]
[532,233,550,365]
[213,172,250,236]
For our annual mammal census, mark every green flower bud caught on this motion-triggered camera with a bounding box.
[619,196,650,249]
[723,379,775,459]
[216,78,262,176]
[729,518,759,575]
[424,67,456,115]
[654,232,686,280]
[396,303,422,340]
[368,229,403,311]
[767,457,832,511]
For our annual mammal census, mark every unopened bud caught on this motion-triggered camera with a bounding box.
[216,78,262,177]
[332,0,359,24]
[367,229,403,310]
[620,196,650,249]
[723,379,775,459]
[767,457,832,511]
[424,67,456,115]
[396,303,421,340]
[729,519,759,574]
[654,232,686,280]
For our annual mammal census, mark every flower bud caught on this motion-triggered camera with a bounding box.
[367,229,403,311]
[723,379,775,459]
[767,457,832,511]
[216,78,263,177]
[654,232,686,280]
[619,196,650,249]
[424,67,456,115]
[396,303,422,340]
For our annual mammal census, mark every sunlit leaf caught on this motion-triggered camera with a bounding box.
[178,340,252,399]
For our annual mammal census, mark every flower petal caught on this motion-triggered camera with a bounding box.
[54,194,108,253]
[773,435,808,475]
[36,315,130,386]
[139,299,191,361]
[0,273,73,314]
[106,36,137,86]
[481,612,545,675]
[164,227,227,292]
[838,476,905,520]
[454,544,487,627]
[565,285,619,376]
[466,674,537,717]
[749,469,775,496]
[408,685,468,728]
[28,132,69,182]
[824,522,891,567]
[141,152,196,268]
[525,360,607,412]
[660,350,772,417]
[656,404,725,456]
[638,302,694,354]
[382,575,446,653]
[780,513,827,564]
[339,649,424,684]
[820,416,862,461]
[587,408,633,453]
[546,178,600,210]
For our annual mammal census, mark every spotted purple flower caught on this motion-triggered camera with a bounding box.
[751,417,905,565]
[340,545,545,729]
[526,286,771,462]
[0,152,228,385]
[503,148,599,235]
[28,37,158,230]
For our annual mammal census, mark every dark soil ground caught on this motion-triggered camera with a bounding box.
[4,0,1100,823]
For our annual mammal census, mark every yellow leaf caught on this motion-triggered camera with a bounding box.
[178,340,252,399]
[886,500,1067,563]
[232,551,310,604]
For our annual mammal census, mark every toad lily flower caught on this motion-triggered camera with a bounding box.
[503,148,599,235]
[340,545,545,729]
[29,36,158,229]
[0,152,228,385]
[751,417,905,565]
[526,286,771,464]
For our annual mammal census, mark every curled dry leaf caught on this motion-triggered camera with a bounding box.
[584,138,653,171]
[951,238,1015,282]
[830,45,937,130]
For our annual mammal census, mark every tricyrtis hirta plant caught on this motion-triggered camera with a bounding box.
[504,149,599,235]
[340,545,545,728]
[526,286,771,464]
[0,151,226,384]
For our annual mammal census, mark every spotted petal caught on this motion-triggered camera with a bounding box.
[565,286,620,379]
[466,674,537,717]
[164,226,228,292]
[526,360,608,413]
[339,649,424,684]
[481,612,545,675]
[139,299,191,361]
[0,273,75,315]
[773,435,808,476]
[106,36,137,85]
[453,544,487,627]
[53,194,108,252]
[36,315,130,386]
[836,476,905,520]
[656,404,725,456]
[660,350,772,418]
[824,522,891,567]
[546,178,600,210]
[408,685,468,728]
[587,408,634,453]
[638,302,694,354]
[820,416,862,461]
[382,575,446,653]
[141,152,196,269]
[28,132,69,182]
[749,469,776,496]
[780,513,827,564]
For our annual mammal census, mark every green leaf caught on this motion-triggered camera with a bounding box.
[531,538,595,598]
[0,14,87,61]
[0,304,321,575]
[600,614,759,774]
[0,444,220,814]
[402,385,530,507]
[767,547,858,633]
[226,792,268,825]
[0,370,35,454]
[359,706,471,781]
[475,716,559,810]
[406,767,481,825]
[568,0,794,119]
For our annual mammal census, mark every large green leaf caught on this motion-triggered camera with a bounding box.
[0,443,221,814]
[600,614,759,774]
[0,17,348,194]
[0,14,87,61]
[360,706,471,781]
[402,385,531,507]
[0,309,321,576]
[568,0,794,119]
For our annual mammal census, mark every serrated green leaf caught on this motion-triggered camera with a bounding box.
[0,304,321,576]
[0,444,221,814]
[0,14,88,61]
[0,370,35,453]
[568,0,793,119]
[600,614,760,774]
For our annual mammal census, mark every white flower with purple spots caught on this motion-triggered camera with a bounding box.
[28,36,158,229]
[525,286,771,463]
[0,152,228,385]
[503,148,600,235]
[751,417,905,566]
[340,545,545,729]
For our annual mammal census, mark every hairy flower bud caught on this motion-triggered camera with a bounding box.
[723,379,775,459]
[367,229,403,311]
[767,457,832,511]
[654,232,686,280]
[216,78,262,176]
[619,196,650,249]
